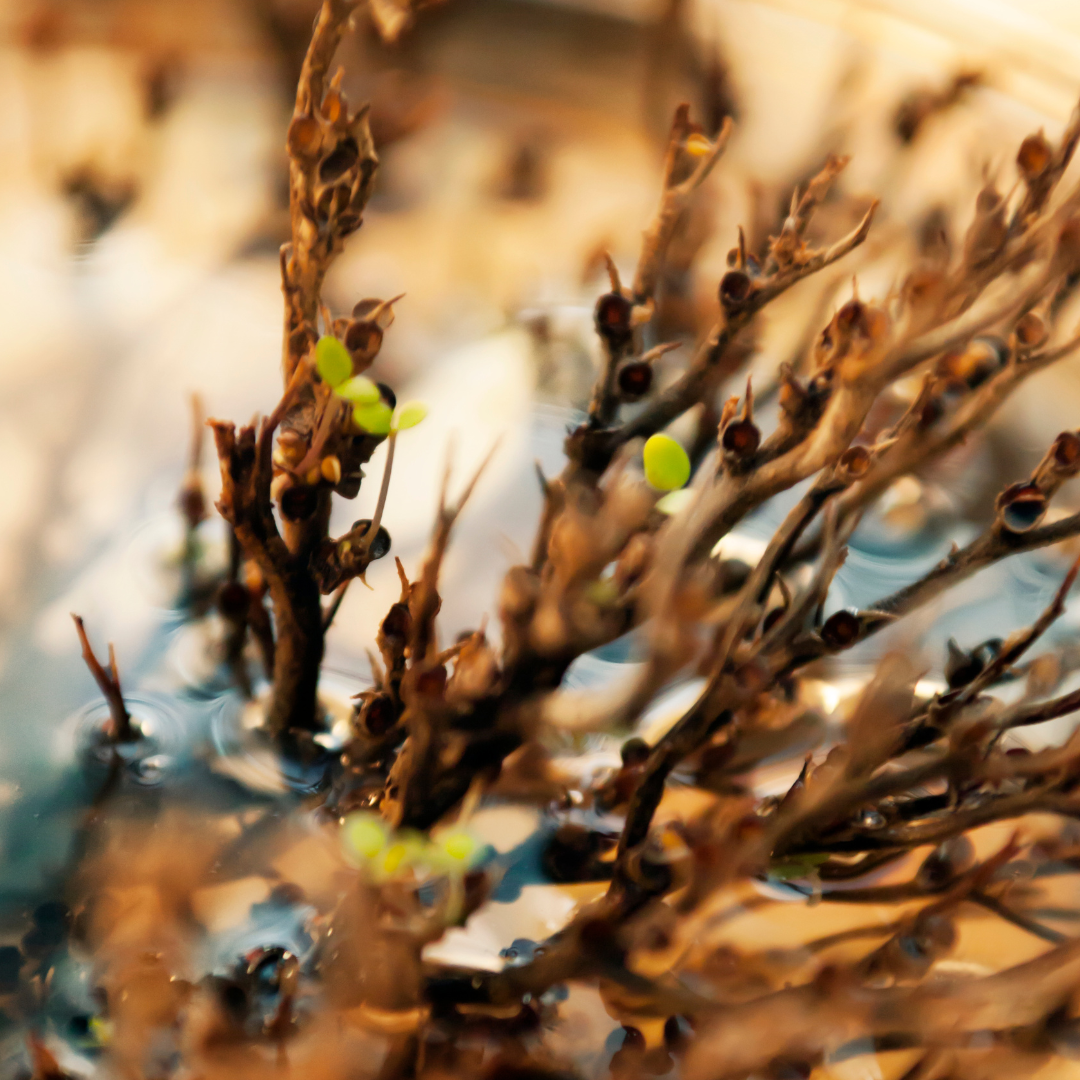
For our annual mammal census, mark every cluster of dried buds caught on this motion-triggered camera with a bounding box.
[57,5,1080,1080]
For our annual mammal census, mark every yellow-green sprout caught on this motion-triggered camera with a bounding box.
[342,811,389,864]
[393,401,428,432]
[427,827,486,875]
[371,830,426,881]
[315,335,352,389]
[643,433,690,491]
[336,374,381,405]
[353,400,393,436]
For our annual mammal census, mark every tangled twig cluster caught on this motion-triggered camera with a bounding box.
[50,3,1080,1079]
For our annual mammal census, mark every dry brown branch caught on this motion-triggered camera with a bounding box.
[72,615,134,743]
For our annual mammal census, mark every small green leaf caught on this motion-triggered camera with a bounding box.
[353,400,393,435]
[393,401,428,431]
[655,489,695,515]
[643,433,690,491]
[336,374,380,405]
[342,812,388,861]
[428,828,486,874]
[316,335,352,388]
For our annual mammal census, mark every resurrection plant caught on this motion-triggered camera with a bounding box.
[41,3,1080,1079]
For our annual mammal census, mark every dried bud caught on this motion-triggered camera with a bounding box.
[358,693,396,737]
[996,481,1048,533]
[938,335,1009,389]
[280,484,319,522]
[821,609,861,648]
[380,602,411,643]
[1017,131,1052,181]
[617,361,653,398]
[718,270,753,313]
[721,418,760,458]
[595,292,633,347]
[1014,310,1048,352]
[344,319,384,363]
[287,114,321,159]
[838,445,871,478]
[1054,430,1080,470]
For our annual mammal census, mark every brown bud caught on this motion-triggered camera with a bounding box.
[821,609,861,648]
[721,418,760,457]
[718,270,753,313]
[344,319,383,363]
[938,336,1008,389]
[996,481,1048,533]
[1017,131,1052,181]
[595,292,633,346]
[1014,310,1048,352]
[280,484,319,522]
[617,361,653,398]
[358,694,396,737]
[287,115,321,159]
[1054,431,1080,470]
[838,445,871,478]
[380,601,411,643]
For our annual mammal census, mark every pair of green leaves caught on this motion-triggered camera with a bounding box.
[315,336,427,435]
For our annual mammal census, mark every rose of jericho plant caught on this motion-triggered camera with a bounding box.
[56,4,1080,1078]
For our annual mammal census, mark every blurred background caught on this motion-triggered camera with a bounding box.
[3,0,1080,880]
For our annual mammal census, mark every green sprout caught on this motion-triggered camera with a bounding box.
[315,335,353,389]
[643,433,691,491]
[336,374,381,405]
[352,400,393,436]
[428,826,486,875]
[392,401,428,432]
[342,811,389,863]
